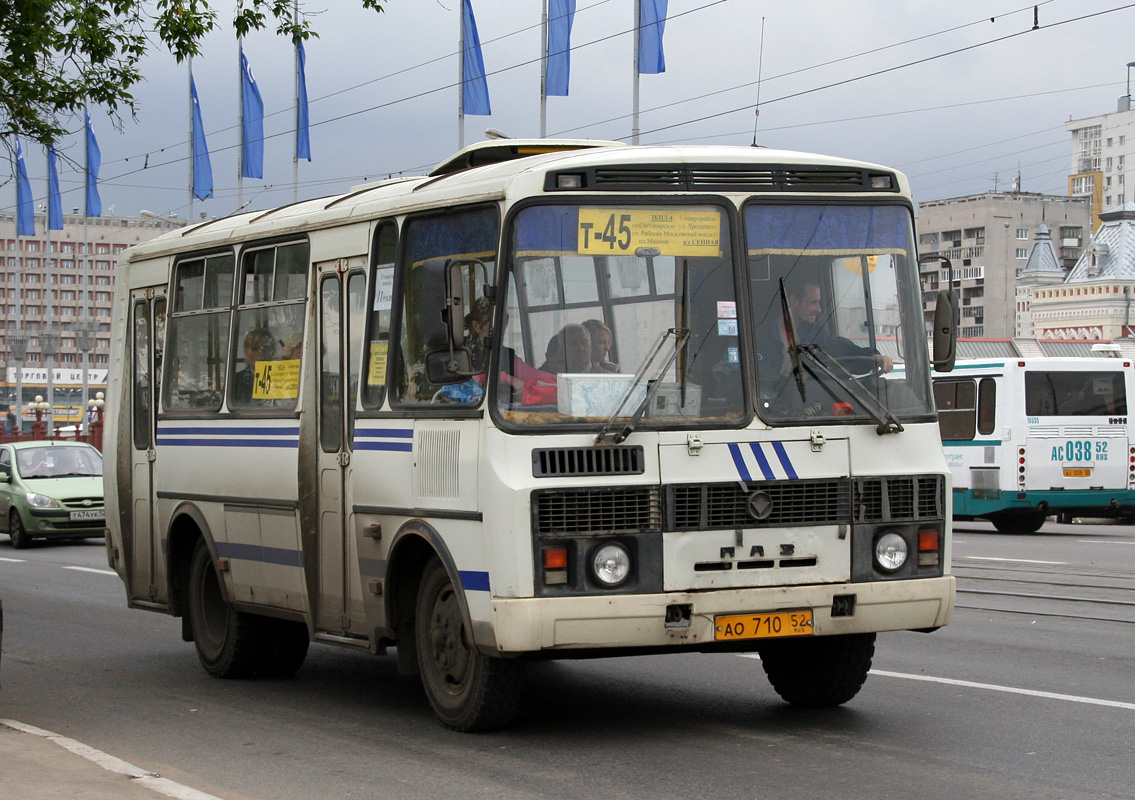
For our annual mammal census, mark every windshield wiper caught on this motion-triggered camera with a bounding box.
[795,343,904,435]
[778,278,807,403]
[596,327,691,444]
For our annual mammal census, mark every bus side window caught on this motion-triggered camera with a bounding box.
[977,378,996,435]
[934,379,976,440]
[164,253,235,412]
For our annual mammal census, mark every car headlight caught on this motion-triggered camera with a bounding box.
[25,492,61,509]
[591,543,631,587]
[874,531,908,572]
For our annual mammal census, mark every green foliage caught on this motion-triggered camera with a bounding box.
[0,0,385,147]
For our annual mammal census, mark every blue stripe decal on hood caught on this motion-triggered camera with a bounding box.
[770,441,798,480]
[728,443,752,482]
[749,443,775,480]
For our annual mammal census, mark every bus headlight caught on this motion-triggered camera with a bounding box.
[591,543,631,587]
[874,531,908,572]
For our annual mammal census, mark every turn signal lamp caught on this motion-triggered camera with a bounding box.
[543,546,569,585]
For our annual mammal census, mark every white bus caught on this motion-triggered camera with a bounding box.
[933,357,1135,533]
[104,140,958,731]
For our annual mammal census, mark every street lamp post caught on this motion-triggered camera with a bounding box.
[27,395,49,440]
[9,330,28,434]
[40,326,60,432]
[74,319,98,433]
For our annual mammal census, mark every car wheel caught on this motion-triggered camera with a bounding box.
[9,510,31,549]
[415,558,522,731]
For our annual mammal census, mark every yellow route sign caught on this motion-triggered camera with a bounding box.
[577,209,721,257]
[252,359,300,400]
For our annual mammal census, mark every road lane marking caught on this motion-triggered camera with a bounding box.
[0,557,27,563]
[1077,539,1135,545]
[961,556,1067,565]
[868,671,1135,711]
[738,657,1133,711]
[0,719,226,800]
[63,566,117,576]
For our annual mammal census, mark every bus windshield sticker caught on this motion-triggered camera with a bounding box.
[367,342,388,385]
[577,209,721,257]
[252,359,300,400]
[373,268,394,311]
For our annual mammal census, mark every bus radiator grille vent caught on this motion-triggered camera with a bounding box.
[532,446,645,478]
[664,480,850,531]
[532,487,661,536]
[416,429,461,501]
[855,475,945,522]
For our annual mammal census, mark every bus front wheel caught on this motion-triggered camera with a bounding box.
[414,558,522,731]
[990,510,1047,534]
[758,632,875,708]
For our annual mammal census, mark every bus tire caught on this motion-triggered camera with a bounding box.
[188,539,267,679]
[759,632,875,708]
[414,558,521,732]
[990,511,1046,534]
[9,511,31,549]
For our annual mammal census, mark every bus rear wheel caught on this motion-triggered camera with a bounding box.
[414,558,522,731]
[990,510,1047,534]
[758,632,875,708]
[188,539,270,679]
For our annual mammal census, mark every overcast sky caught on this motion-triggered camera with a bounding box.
[11,0,1135,222]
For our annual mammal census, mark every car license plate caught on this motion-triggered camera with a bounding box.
[714,609,814,641]
[69,509,105,522]
[1063,467,1092,478]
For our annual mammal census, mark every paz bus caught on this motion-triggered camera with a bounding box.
[933,357,1135,533]
[104,139,958,731]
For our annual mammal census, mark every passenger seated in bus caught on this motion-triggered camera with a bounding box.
[232,327,275,405]
[581,319,619,373]
[539,324,593,375]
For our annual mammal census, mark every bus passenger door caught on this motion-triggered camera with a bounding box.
[128,289,166,602]
[315,262,367,636]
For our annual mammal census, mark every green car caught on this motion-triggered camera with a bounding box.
[0,441,105,549]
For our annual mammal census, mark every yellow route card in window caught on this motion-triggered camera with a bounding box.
[253,359,300,400]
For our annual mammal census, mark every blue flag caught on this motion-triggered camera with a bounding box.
[638,0,668,74]
[296,40,311,161]
[15,138,34,236]
[240,47,265,179]
[190,74,214,200]
[546,0,575,96]
[85,111,102,217]
[461,0,491,115]
[47,146,63,230]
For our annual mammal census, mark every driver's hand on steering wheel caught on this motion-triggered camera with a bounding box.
[875,354,894,373]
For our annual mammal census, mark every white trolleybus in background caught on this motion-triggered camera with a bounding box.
[933,357,1135,533]
[105,140,959,731]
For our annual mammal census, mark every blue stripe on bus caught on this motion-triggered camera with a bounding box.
[354,441,413,452]
[354,428,413,438]
[156,438,298,448]
[215,541,304,568]
[157,426,300,436]
[459,570,491,592]
[749,442,775,480]
[770,441,798,479]
[728,443,752,482]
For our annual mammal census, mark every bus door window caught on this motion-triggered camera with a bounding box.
[933,379,976,440]
[361,221,397,410]
[977,377,996,435]
[393,207,498,407]
[319,276,342,453]
[164,253,235,412]
[132,300,151,450]
[346,272,366,441]
[230,241,309,411]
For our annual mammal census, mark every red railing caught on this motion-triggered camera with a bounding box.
[0,405,104,452]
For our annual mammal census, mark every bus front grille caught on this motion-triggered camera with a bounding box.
[532,446,645,477]
[667,480,851,530]
[855,475,945,522]
[532,487,662,536]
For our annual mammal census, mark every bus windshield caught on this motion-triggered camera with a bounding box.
[497,203,745,426]
[745,203,934,425]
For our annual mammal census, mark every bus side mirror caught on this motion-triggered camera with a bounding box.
[420,257,487,384]
[919,254,958,374]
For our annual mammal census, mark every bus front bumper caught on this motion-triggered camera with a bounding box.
[486,575,955,655]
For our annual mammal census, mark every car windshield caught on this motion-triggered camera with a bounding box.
[496,203,745,427]
[745,203,935,425]
[16,447,103,479]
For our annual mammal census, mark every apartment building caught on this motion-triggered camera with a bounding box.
[1066,95,1135,231]
[915,192,1091,338]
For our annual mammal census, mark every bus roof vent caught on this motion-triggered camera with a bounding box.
[429,138,625,177]
[532,445,645,478]
[549,164,898,193]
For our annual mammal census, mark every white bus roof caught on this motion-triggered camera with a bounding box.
[122,140,912,264]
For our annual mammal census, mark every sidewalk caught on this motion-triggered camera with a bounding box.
[0,720,223,800]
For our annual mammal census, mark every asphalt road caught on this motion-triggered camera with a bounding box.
[1,525,1132,800]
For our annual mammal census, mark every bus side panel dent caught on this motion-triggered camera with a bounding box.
[489,577,955,653]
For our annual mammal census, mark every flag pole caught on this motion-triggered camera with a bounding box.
[540,0,548,138]
[293,0,299,203]
[458,2,465,150]
[237,39,244,210]
[188,57,195,222]
[44,156,55,431]
[82,108,92,432]
[632,0,641,145]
